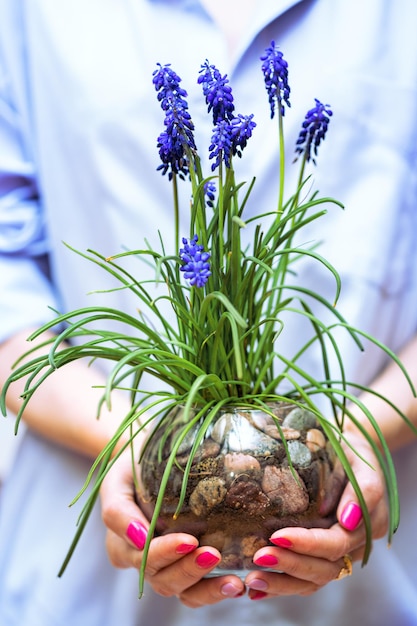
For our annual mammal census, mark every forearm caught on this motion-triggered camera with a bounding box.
[346,333,417,452]
[0,328,130,459]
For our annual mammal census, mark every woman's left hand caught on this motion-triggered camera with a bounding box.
[244,428,388,600]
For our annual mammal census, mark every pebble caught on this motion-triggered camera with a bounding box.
[189,477,227,516]
[287,440,312,467]
[261,465,309,514]
[225,477,270,516]
[282,407,318,430]
[241,534,268,557]
[306,428,326,451]
[210,413,279,455]
[264,424,301,440]
[249,411,269,431]
[224,452,261,475]
[199,530,228,552]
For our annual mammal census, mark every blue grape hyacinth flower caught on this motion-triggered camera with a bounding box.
[199,61,256,171]
[295,99,333,164]
[153,63,197,180]
[198,61,235,124]
[180,235,211,288]
[260,41,291,118]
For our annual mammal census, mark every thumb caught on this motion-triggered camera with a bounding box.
[100,448,150,543]
[336,433,385,532]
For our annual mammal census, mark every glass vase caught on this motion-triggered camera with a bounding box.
[136,402,347,577]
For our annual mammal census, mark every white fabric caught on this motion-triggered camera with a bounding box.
[1,0,417,624]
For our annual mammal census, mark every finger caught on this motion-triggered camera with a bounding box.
[177,575,246,608]
[106,529,139,569]
[267,494,387,566]
[107,522,201,576]
[247,546,351,588]
[100,452,199,567]
[143,546,244,599]
[100,451,149,538]
[244,549,359,598]
[337,433,386,531]
[268,525,356,562]
[244,573,321,599]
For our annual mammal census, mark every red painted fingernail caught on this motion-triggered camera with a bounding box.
[126,520,147,550]
[269,536,293,548]
[250,590,268,601]
[195,551,220,568]
[253,554,279,567]
[176,543,197,555]
[340,502,363,531]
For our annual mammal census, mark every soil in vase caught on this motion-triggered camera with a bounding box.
[137,403,347,576]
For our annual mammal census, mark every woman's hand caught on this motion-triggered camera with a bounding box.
[244,428,388,599]
[100,448,247,606]
[100,427,388,605]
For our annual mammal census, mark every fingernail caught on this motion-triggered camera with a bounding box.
[195,551,220,568]
[269,536,293,548]
[126,520,147,550]
[253,554,279,567]
[340,502,363,531]
[247,578,268,591]
[176,543,197,555]
[221,582,243,597]
[250,590,268,600]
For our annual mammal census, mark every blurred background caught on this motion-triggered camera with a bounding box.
[0,415,20,488]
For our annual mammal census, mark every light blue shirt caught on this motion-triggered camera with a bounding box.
[1,1,417,625]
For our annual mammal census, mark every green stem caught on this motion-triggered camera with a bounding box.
[229,164,241,306]
[291,152,308,229]
[217,160,224,272]
[185,147,206,246]
[277,107,285,215]
[172,173,179,254]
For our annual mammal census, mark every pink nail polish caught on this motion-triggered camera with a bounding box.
[126,520,147,550]
[254,554,279,567]
[269,536,293,548]
[340,502,363,531]
[195,551,220,568]
[176,543,197,555]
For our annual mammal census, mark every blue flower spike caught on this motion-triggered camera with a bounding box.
[180,235,212,288]
[153,63,197,179]
[199,61,256,170]
[295,99,333,164]
[260,41,291,118]
[230,114,256,157]
[198,61,235,124]
[208,119,234,170]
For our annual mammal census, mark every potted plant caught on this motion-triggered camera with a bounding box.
[1,42,415,597]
